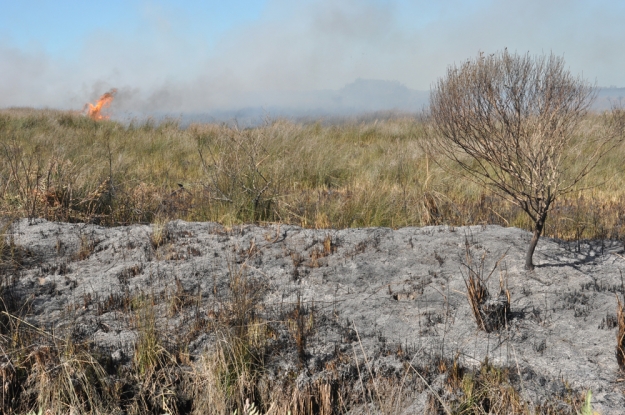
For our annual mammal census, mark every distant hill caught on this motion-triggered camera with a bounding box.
[316,80,623,114]
[329,78,429,113]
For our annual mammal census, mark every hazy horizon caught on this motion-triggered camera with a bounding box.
[2,1,625,116]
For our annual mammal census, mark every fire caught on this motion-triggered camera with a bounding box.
[84,88,117,120]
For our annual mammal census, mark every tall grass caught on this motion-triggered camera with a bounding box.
[1,107,624,240]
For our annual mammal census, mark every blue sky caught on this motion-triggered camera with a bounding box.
[0,1,266,56]
[1,0,624,112]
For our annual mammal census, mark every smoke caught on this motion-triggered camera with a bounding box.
[0,0,624,114]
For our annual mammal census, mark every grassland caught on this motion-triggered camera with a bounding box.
[1,107,625,242]
[0,107,622,414]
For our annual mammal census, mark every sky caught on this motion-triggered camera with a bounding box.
[1,0,624,114]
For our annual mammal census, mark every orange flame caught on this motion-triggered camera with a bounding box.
[84,88,117,120]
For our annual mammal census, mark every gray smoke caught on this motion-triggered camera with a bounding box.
[1,0,624,115]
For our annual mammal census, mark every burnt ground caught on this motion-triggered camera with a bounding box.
[4,218,625,414]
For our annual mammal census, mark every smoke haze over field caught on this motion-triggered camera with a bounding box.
[1,0,625,116]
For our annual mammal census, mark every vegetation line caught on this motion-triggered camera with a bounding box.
[1,107,624,243]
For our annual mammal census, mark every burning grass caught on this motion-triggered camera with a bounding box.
[84,89,117,120]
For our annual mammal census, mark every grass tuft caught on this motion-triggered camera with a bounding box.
[462,236,510,332]
[617,293,625,372]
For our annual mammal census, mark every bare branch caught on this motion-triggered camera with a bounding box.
[427,50,624,269]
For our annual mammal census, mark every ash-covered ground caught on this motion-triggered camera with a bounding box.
[5,219,625,413]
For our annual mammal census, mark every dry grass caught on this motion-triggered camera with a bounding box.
[1,108,624,241]
[0,280,595,415]
[617,294,625,372]
[0,312,116,414]
[0,109,611,414]
[462,238,510,333]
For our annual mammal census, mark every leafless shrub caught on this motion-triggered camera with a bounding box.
[0,141,46,220]
[428,50,625,269]
[195,125,282,223]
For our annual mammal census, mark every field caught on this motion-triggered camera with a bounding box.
[1,108,625,240]
[1,108,624,414]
